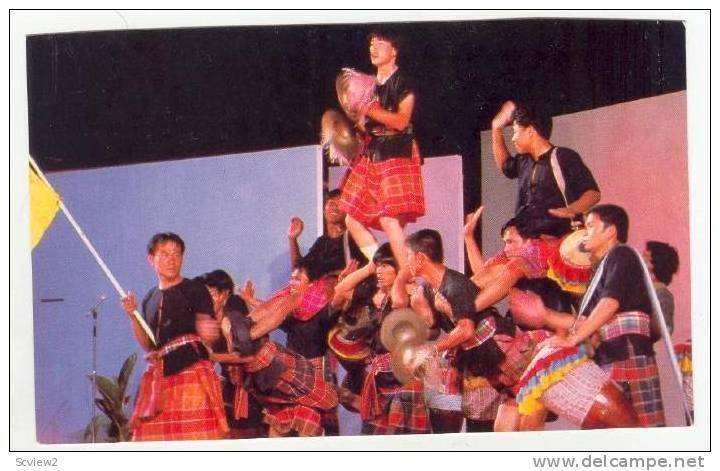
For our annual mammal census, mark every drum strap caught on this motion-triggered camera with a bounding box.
[549,147,569,207]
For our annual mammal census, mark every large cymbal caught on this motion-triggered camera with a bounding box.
[380,308,429,354]
[335,68,376,122]
[320,109,358,165]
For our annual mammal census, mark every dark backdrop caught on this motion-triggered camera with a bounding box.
[26,19,686,211]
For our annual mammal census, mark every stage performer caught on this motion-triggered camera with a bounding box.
[332,243,431,434]
[511,204,666,427]
[200,270,268,438]
[339,29,425,269]
[643,240,680,336]
[202,269,338,437]
[121,233,229,441]
[490,100,600,238]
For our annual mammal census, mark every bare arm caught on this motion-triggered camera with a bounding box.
[366,94,415,132]
[490,101,516,172]
[287,217,304,269]
[463,206,485,276]
[435,318,475,353]
[566,297,618,345]
[473,262,525,312]
[121,292,153,352]
[549,190,602,219]
[391,267,413,309]
[332,260,372,309]
[248,293,301,340]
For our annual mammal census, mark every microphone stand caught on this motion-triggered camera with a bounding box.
[88,294,106,443]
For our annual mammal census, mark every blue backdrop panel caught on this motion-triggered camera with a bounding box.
[31,146,321,443]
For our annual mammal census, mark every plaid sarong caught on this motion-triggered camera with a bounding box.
[461,375,502,421]
[308,355,340,436]
[271,276,332,322]
[598,311,652,342]
[600,343,665,427]
[360,353,430,434]
[256,349,338,436]
[131,358,229,441]
[339,146,425,231]
[494,328,552,387]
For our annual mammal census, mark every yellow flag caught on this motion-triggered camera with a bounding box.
[29,165,60,249]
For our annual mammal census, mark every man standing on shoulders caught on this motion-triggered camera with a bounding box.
[491,100,600,238]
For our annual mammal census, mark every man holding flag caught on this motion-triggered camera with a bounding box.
[121,233,229,441]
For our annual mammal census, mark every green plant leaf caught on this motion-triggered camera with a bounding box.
[118,353,137,395]
[96,375,122,405]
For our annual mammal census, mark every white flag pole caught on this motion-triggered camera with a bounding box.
[29,156,156,346]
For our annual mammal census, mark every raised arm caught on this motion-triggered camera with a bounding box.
[248,292,301,340]
[490,101,516,172]
[463,206,485,276]
[287,217,304,269]
[331,259,371,309]
[473,260,525,312]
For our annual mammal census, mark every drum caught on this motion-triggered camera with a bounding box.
[547,228,593,294]
[327,323,373,362]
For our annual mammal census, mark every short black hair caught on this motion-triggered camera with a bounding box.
[512,102,553,140]
[200,269,234,293]
[588,204,629,243]
[406,229,444,263]
[501,214,534,240]
[368,27,403,57]
[646,241,679,285]
[294,255,325,282]
[372,242,398,269]
[147,232,185,255]
[326,188,342,200]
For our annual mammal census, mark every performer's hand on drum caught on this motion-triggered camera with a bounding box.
[539,334,576,349]
[492,100,516,130]
[548,207,576,219]
[287,217,304,239]
[121,292,137,317]
[463,206,484,238]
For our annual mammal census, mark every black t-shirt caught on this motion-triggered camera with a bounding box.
[281,306,336,359]
[433,268,481,331]
[581,244,653,316]
[141,278,213,375]
[502,146,599,237]
[305,233,366,277]
[366,70,416,162]
[141,278,214,346]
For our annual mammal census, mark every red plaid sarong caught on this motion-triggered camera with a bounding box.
[270,276,332,322]
[256,349,338,436]
[598,311,652,342]
[600,343,665,427]
[308,355,340,435]
[339,145,425,231]
[360,353,430,434]
[131,349,229,441]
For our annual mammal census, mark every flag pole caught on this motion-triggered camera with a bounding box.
[29,156,156,346]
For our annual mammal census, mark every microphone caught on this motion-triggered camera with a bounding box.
[89,294,108,314]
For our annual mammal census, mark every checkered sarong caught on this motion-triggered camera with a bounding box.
[308,355,340,436]
[256,349,339,436]
[541,360,608,426]
[600,343,665,427]
[461,375,502,421]
[360,353,430,434]
[131,359,229,441]
[494,328,552,387]
[598,311,652,342]
[339,147,425,231]
[270,277,332,322]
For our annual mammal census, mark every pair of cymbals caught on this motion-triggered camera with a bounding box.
[379,308,430,384]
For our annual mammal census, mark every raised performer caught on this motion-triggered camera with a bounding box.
[338,29,425,268]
